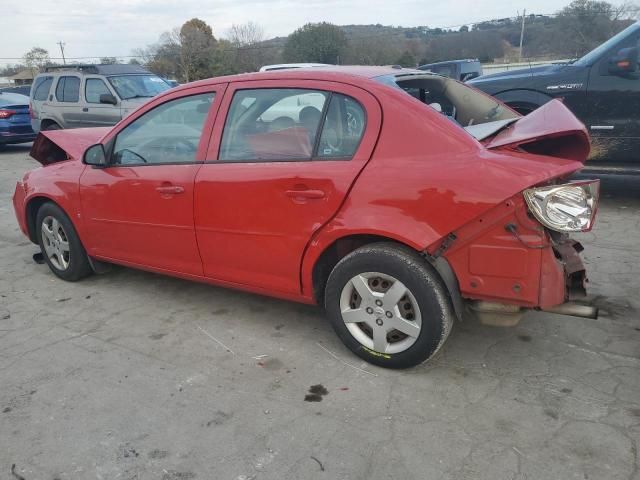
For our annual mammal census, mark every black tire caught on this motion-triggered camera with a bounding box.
[506,101,539,116]
[42,122,62,131]
[324,243,454,369]
[35,202,92,281]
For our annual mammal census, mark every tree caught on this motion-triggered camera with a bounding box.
[396,51,417,68]
[283,22,348,64]
[226,22,273,72]
[176,18,217,81]
[23,47,50,74]
[556,0,637,56]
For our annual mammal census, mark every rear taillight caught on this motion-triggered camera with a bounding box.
[0,109,17,119]
[523,180,600,232]
[29,102,35,119]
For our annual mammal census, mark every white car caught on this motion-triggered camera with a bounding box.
[258,63,331,72]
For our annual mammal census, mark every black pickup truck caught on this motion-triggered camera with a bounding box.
[469,22,640,171]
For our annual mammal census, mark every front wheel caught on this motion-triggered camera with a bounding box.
[36,202,92,281]
[324,243,454,369]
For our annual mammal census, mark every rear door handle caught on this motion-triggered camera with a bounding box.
[285,189,326,200]
[156,185,185,194]
[82,107,89,112]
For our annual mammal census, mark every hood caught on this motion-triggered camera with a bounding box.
[483,99,590,163]
[469,63,565,84]
[30,127,110,166]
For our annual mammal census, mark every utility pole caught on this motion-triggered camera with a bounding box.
[57,41,66,65]
[519,9,526,63]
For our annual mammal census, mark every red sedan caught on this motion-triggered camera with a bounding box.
[13,67,599,368]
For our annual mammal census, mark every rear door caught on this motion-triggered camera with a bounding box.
[83,76,122,126]
[194,80,382,294]
[51,75,84,128]
[30,75,54,131]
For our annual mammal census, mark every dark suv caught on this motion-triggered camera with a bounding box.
[469,22,640,170]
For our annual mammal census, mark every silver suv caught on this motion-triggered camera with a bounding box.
[30,64,172,132]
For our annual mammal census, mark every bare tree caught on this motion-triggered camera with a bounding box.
[23,47,50,75]
[228,21,265,47]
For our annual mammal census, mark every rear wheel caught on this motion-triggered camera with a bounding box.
[36,202,92,281]
[324,243,454,369]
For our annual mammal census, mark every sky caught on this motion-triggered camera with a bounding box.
[1,0,633,67]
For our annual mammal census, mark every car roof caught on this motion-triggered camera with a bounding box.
[41,64,153,76]
[182,65,421,90]
[0,92,30,105]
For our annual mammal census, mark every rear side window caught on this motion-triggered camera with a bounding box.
[219,88,328,161]
[317,94,366,159]
[219,88,366,162]
[32,77,53,101]
[85,79,111,103]
[55,76,80,103]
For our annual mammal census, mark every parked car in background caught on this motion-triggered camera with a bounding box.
[0,85,32,96]
[0,92,35,145]
[469,22,640,170]
[259,63,331,72]
[418,59,483,81]
[30,64,172,133]
[15,67,599,368]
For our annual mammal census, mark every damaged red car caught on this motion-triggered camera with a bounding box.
[13,67,599,368]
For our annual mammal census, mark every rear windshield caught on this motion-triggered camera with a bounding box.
[375,73,518,128]
[107,74,171,100]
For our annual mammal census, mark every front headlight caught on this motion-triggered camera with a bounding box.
[523,180,600,232]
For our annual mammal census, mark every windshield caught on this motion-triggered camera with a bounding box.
[107,75,171,100]
[375,73,518,128]
[574,22,640,66]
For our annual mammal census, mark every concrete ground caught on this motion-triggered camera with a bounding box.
[1,144,639,480]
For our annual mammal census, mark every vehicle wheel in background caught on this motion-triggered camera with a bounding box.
[324,242,454,369]
[42,122,62,131]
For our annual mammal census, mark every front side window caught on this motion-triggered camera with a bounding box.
[32,76,53,101]
[112,93,214,165]
[107,75,171,100]
[220,89,330,161]
[85,79,111,103]
[55,76,80,103]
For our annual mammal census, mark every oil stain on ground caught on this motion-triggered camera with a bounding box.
[305,384,329,402]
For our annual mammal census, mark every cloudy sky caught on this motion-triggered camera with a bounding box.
[1,0,632,66]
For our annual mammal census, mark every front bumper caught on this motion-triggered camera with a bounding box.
[12,181,28,238]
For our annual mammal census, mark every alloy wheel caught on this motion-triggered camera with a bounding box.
[339,272,422,354]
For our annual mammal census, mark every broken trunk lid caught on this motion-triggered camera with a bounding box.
[482,99,591,163]
[30,127,110,166]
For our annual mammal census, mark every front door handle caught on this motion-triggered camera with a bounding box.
[156,185,185,194]
[285,189,326,200]
[82,107,89,112]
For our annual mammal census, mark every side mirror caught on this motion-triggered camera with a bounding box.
[83,143,107,167]
[99,93,118,105]
[608,46,638,75]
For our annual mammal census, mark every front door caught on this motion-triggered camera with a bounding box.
[81,77,122,127]
[80,87,223,275]
[194,80,381,294]
[585,30,640,164]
